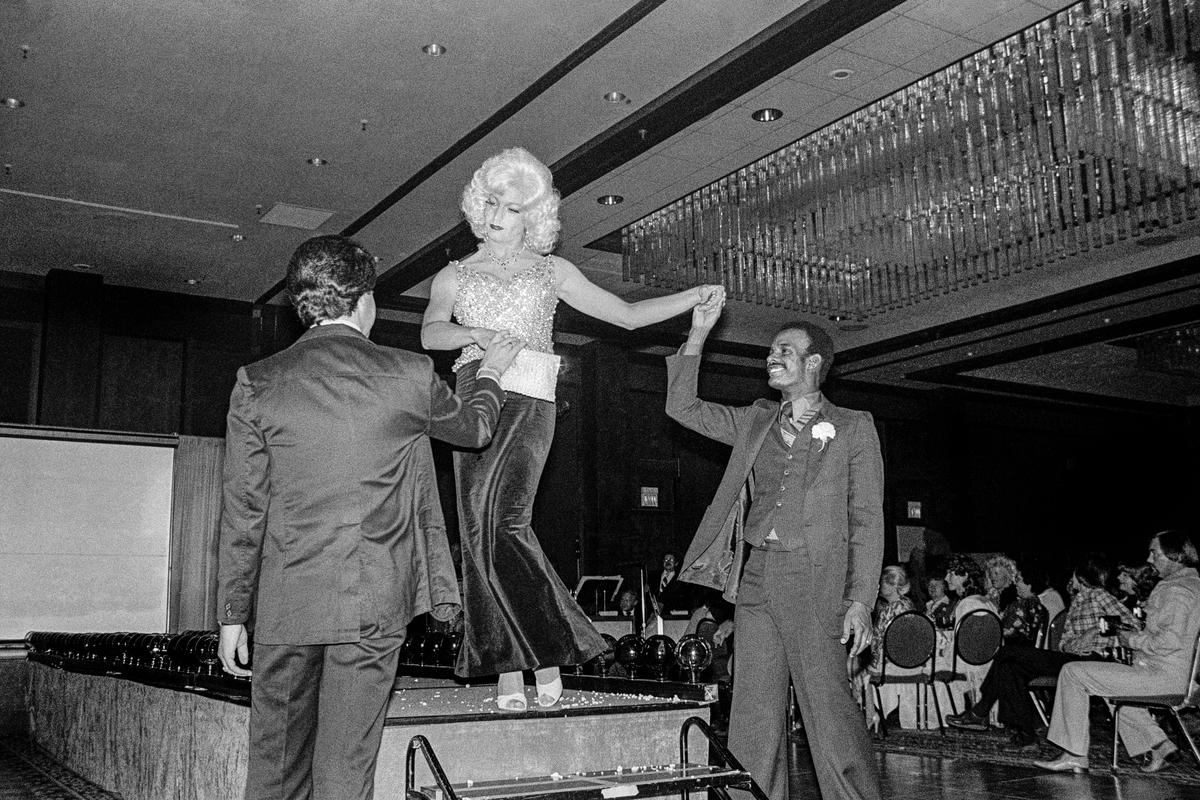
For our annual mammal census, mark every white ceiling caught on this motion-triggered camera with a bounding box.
[3,0,1197,407]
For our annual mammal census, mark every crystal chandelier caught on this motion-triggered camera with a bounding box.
[621,0,1200,318]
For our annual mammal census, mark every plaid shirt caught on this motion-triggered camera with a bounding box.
[1059,585,1137,655]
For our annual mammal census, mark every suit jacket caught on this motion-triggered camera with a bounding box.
[217,324,504,646]
[665,353,884,636]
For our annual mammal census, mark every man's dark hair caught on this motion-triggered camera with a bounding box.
[774,320,835,383]
[1154,529,1199,567]
[1072,552,1112,590]
[286,235,377,327]
[1019,560,1051,595]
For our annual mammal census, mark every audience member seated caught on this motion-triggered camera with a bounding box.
[1116,561,1160,619]
[1026,562,1066,620]
[868,566,918,677]
[946,551,1137,749]
[925,576,953,629]
[860,565,918,729]
[985,554,1020,612]
[1001,568,1048,647]
[1035,530,1200,774]
[945,554,995,622]
[651,552,693,615]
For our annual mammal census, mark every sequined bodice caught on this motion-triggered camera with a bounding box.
[452,257,558,371]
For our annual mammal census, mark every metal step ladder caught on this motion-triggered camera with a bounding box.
[405,716,767,800]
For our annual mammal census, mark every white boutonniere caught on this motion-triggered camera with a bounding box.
[811,421,836,452]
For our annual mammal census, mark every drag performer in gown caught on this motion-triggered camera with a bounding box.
[422,147,724,710]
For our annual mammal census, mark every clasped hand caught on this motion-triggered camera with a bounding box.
[478,330,526,374]
[692,285,726,329]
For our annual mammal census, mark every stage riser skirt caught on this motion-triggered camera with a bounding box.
[28,663,707,800]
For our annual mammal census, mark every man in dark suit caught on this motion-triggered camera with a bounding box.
[217,235,523,800]
[650,552,692,615]
[666,301,884,800]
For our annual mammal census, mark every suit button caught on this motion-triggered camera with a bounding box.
[783,469,790,475]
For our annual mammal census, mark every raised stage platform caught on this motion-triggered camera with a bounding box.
[28,663,712,800]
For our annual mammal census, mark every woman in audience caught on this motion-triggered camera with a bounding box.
[1001,570,1048,646]
[985,554,1020,611]
[868,566,918,676]
[942,555,998,713]
[925,575,953,629]
[945,554,994,623]
[860,566,918,730]
[1116,561,1159,620]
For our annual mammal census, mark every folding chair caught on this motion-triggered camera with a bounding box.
[1108,631,1200,769]
[933,608,1002,715]
[868,610,943,736]
[1028,609,1068,726]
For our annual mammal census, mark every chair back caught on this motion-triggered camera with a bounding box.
[1042,609,1067,651]
[955,609,1002,667]
[882,610,937,671]
[1183,630,1200,707]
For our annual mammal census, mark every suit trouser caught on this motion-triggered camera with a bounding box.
[728,547,881,800]
[246,631,404,800]
[1046,660,1170,759]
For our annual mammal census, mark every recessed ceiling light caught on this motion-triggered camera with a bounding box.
[422,43,446,56]
[71,263,93,270]
[828,313,867,331]
[231,233,246,242]
[751,108,783,122]
[2,97,25,109]
[184,278,200,286]
[597,194,624,205]
[828,68,855,80]
[307,157,329,166]
[603,91,627,103]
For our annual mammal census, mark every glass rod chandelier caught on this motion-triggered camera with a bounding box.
[621,0,1200,318]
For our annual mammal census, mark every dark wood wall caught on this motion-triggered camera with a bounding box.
[2,268,1197,590]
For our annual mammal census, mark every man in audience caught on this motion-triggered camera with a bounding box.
[666,301,884,800]
[216,235,521,800]
[946,552,1135,749]
[1035,530,1200,773]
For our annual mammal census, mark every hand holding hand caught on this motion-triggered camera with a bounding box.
[841,601,872,657]
[690,285,726,330]
[695,284,726,311]
[219,623,251,677]
[471,327,498,348]
[478,331,525,374]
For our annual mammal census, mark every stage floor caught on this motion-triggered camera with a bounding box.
[385,675,707,724]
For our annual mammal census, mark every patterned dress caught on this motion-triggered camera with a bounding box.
[450,258,607,676]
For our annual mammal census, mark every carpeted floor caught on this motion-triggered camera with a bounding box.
[0,737,120,800]
[870,705,1200,786]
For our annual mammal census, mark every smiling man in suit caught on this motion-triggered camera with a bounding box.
[217,235,523,800]
[666,301,884,800]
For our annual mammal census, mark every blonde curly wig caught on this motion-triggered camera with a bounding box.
[461,147,562,254]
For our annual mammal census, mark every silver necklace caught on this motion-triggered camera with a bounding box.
[485,243,525,269]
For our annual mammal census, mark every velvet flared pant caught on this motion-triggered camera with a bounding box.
[454,362,606,677]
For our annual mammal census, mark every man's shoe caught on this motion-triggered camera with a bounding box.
[946,710,989,732]
[1140,742,1179,774]
[1033,753,1088,773]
